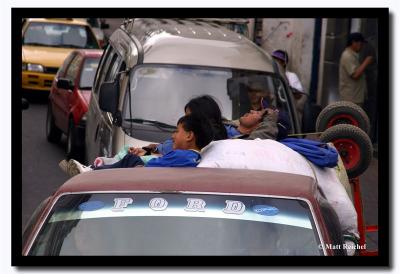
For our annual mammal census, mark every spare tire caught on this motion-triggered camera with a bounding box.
[316,101,370,134]
[320,124,372,179]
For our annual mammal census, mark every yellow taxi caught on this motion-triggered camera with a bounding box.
[22,18,100,92]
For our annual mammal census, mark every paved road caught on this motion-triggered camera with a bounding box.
[21,99,379,251]
[359,156,378,250]
[22,96,70,231]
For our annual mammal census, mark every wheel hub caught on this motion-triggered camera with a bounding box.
[333,138,360,170]
[328,114,359,128]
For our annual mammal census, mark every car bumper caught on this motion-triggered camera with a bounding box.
[22,71,55,91]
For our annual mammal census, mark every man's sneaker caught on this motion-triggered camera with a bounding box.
[67,159,93,177]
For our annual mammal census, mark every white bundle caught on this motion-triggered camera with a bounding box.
[198,139,359,238]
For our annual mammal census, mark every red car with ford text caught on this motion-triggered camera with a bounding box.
[22,168,347,256]
[46,49,103,160]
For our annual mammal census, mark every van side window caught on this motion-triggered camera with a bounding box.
[93,44,111,94]
[274,79,294,134]
[94,50,124,98]
[93,45,115,95]
[105,53,122,82]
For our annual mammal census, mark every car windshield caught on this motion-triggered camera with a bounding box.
[23,22,99,49]
[123,65,292,130]
[28,193,323,255]
[79,57,100,89]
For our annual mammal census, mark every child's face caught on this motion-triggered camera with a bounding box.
[172,123,191,150]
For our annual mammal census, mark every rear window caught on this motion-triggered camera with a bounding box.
[23,22,99,49]
[28,193,323,256]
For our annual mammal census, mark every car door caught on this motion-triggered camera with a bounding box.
[50,52,75,130]
[52,53,83,133]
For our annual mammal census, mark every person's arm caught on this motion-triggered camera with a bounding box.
[140,155,159,165]
[286,72,304,93]
[150,139,174,155]
[145,150,200,167]
[247,109,279,140]
[351,56,373,80]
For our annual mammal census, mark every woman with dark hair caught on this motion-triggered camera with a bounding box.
[146,95,228,155]
[184,95,228,141]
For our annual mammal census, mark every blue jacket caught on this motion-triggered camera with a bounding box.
[279,138,338,168]
[146,149,201,167]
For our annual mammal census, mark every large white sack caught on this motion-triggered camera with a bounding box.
[199,139,358,238]
[312,164,359,238]
[199,139,314,176]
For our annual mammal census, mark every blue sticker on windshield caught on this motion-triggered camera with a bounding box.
[252,205,279,216]
[79,201,105,211]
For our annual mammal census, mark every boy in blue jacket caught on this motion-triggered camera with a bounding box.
[61,114,213,176]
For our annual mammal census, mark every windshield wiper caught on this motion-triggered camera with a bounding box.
[23,42,49,47]
[125,118,176,130]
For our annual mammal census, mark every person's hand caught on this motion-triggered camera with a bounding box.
[143,143,158,153]
[293,93,303,100]
[261,107,278,116]
[365,56,374,65]
[128,147,146,156]
[93,157,104,167]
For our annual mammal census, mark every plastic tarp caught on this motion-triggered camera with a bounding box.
[198,139,359,238]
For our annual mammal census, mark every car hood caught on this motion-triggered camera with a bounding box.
[22,46,74,68]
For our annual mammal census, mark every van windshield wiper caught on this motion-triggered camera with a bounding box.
[125,118,176,130]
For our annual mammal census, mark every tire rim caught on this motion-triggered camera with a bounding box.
[327,114,359,128]
[333,138,361,170]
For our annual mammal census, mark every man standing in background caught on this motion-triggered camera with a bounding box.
[339,32,374,109]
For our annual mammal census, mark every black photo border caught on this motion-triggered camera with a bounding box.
[12,7,390,268]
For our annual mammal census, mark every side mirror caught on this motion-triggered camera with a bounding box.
[22,98,29,110]
[57,78,75,90]
[101,22,110,29]
[99,80,119,114]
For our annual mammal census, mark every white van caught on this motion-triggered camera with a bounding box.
[85,18,300,164]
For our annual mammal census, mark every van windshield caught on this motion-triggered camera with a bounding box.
[124,65,292,129]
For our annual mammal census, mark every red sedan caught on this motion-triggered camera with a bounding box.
[46,49,103,160]
[22,168,346,256]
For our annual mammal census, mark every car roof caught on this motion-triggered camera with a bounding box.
[119,18,275,72]
[56,168,317,200]
[25,18,89,26]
